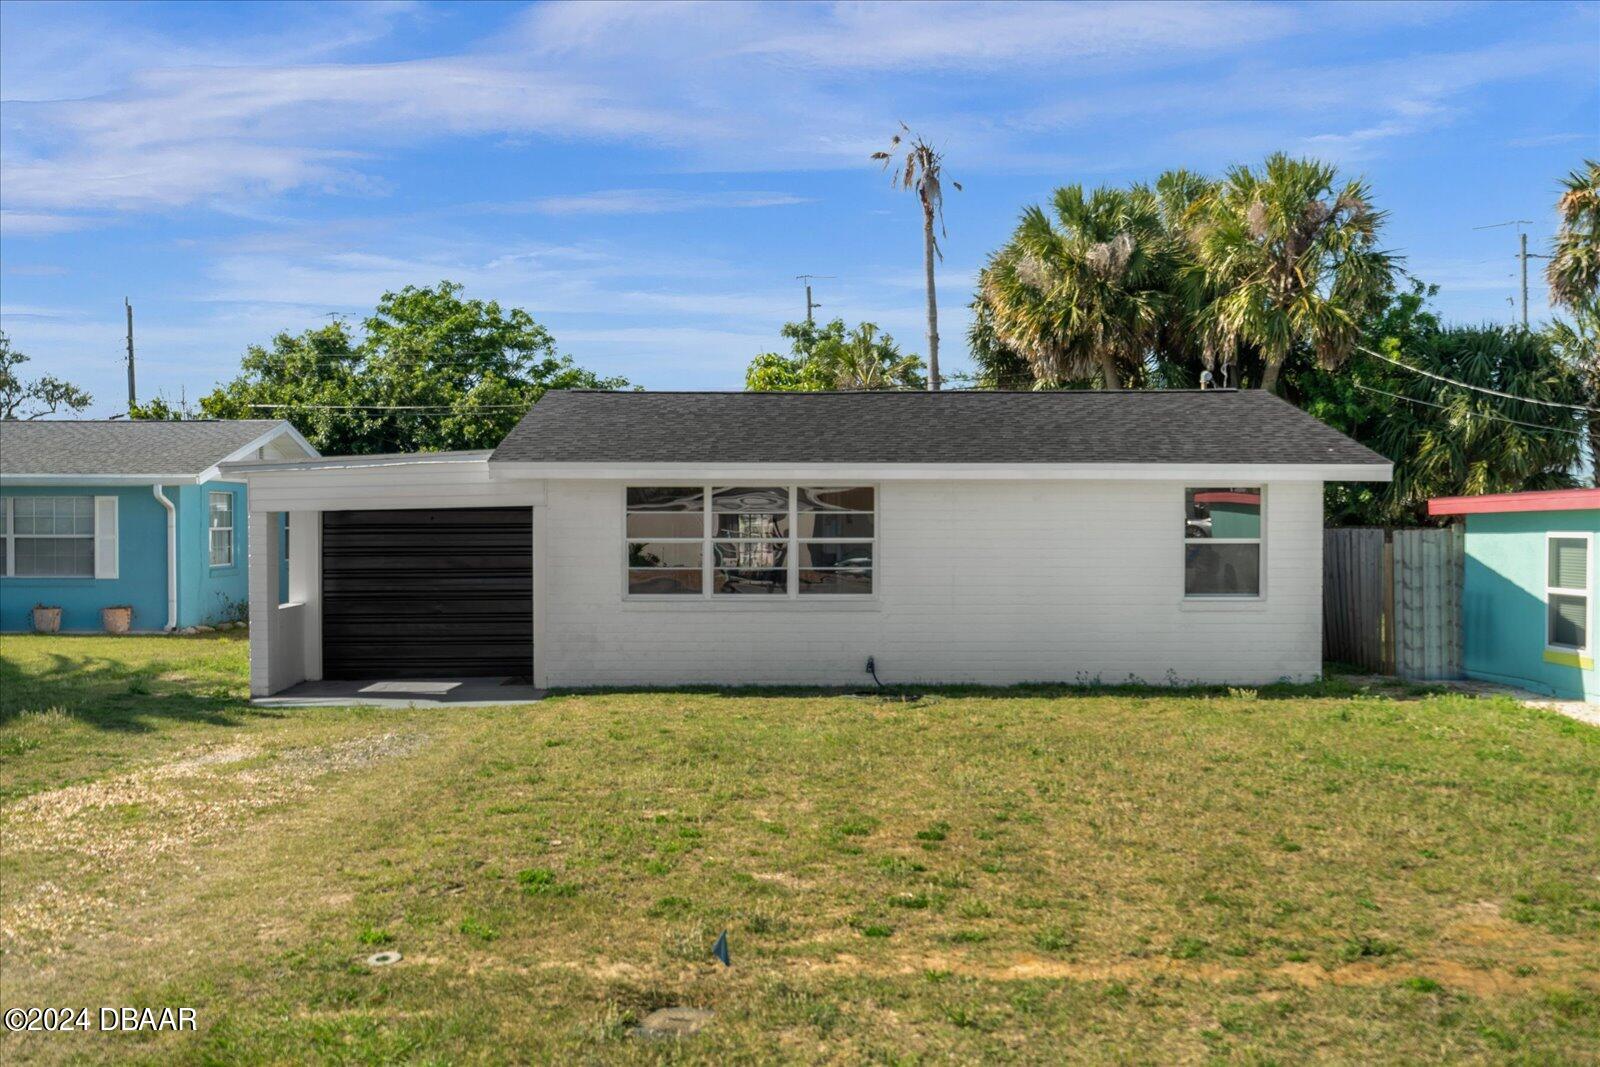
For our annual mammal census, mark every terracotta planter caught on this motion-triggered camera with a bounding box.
[32,606,62,633]
[102,606,133,635]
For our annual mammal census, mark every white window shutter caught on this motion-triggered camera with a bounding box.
[94,496,119,579]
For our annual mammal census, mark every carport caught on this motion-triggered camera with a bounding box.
[222,450,547,699]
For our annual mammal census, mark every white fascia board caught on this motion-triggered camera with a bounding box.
[199,423,321,483]
[0,473,199,486]
[487,461,1394,483]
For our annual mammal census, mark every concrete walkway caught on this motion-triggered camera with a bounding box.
[255,677,545,708]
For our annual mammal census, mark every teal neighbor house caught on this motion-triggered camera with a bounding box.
[0,420,316,632]
[1430,488,1600,701]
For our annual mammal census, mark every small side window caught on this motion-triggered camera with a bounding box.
[1184,488,1262,597]
[1547,535,1590,652]
[209,491,235,567]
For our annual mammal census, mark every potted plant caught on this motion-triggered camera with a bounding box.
[32,604,62,633]
[102,605,133,634]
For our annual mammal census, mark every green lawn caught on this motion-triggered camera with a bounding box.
[2,634,1597,1064]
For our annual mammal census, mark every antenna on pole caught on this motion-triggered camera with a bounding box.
[795,275,834,324]
[1473,220,1545,328]
[124,297,137,413]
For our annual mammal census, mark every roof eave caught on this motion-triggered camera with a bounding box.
[1429,488,1600,516]
[488,460,1393,483]
[0,473,204,486]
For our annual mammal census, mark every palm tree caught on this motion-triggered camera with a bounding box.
[1549,301,1600,484]
[1190,154,1393,392]
[1547,160,1600,311]
[978,184,1176,389]
[832,322,924,390]
[874,125,959,391]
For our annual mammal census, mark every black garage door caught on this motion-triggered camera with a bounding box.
[321,508,532,679]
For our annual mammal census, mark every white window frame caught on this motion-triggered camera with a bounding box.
[622,484,877,602]
[209,490,235,568]
[1182,486,1265,601]
[2,496,100,579]
[1545,531,1591,654]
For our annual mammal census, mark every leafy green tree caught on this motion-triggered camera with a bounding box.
[1296,282,1582,524]
[744,319,925,391]
[0,330,92,419]
[201,282,625,454]
[128,395,191,420]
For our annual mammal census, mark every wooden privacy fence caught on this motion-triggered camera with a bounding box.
[1323,526,1464,680]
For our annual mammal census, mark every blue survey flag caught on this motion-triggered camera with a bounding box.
[712,930,730,967]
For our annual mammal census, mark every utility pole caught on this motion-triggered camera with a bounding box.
[1519,231,1529,329]
[125,297,136,412]
[796,275,833,324]
[1473,220,1539,328]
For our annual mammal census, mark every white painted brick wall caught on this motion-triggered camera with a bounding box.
[540,479,1325,687]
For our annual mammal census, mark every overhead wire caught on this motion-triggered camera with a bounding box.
[1356,343,1600,414]
[1352,383,1587,437]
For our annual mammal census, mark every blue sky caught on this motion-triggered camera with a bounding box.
[1,0,1596,416]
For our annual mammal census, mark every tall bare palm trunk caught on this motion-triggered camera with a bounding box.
[1260,347,1286,393]
[923,206,940,391]
[1098,353,1122,389]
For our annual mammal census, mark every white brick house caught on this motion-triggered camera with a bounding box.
[225,390,1390,695]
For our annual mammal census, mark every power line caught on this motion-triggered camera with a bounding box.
[1352,383,1586,437]
[1357,344,1600,414]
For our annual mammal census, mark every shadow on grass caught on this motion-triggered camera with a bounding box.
[546,667,1463,704]
[0,652,280,732]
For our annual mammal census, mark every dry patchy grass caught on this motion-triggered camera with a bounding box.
[1,634,1597,1063]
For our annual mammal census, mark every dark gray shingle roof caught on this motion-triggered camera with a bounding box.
[1,419,294,476]
[489,390,1388,467]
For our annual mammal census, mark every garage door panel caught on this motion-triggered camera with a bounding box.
[321,508,532,679]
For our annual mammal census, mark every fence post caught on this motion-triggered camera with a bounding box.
[1381,534,1396,676]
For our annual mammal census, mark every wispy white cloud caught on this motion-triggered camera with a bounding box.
[0,210,99,235]
[524,0,1301,71]
[0,0,1513,221]
[521,189,812,215]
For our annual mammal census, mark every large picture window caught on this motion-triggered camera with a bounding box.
[1546,533,1590,652]
[209,491,235,567]
[1184,487,1262,598]
[627,486,874,598]
[5,496,95,577]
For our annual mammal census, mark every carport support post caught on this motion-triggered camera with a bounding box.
[247,510,281,697]
[288,510,322,681]
[249,509,308,697]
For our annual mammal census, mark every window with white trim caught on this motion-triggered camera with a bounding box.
[1546,534,1590,652]
[1184,487,1262,597]
[626,486,874,598]
[209,491,234,567]
[6,496,96,577]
